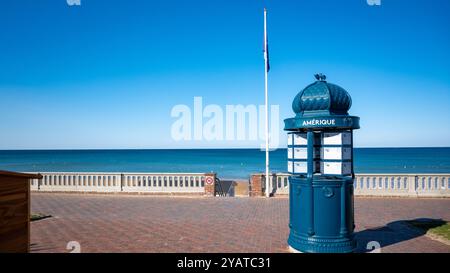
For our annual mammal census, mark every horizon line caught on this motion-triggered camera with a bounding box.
[1,146,449,151]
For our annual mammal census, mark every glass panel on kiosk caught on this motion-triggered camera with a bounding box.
[321,147,352,160]
[293,133,307,145]
[287,132,321,175]
[320,161,352,176]
[321,132,352,145]
[319,130,353,176]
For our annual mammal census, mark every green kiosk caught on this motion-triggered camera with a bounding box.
[285,74,360,253]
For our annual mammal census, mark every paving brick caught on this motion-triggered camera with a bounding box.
[30,193,450,253]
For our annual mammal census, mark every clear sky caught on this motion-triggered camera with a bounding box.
[1,0,449,149]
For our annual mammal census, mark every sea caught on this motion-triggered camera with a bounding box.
[0,148,449,179]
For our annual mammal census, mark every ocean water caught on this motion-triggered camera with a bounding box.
[0,148,449,179]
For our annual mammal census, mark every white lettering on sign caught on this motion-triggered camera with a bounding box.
[302,119,336,127]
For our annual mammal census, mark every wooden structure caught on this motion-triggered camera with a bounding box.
[0,170,42,253]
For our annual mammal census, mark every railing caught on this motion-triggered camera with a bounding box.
[30,172,208,194]
[268,173,290,195]
[354,174,450,197]
[30,172,450,197]
[265,173,450,198]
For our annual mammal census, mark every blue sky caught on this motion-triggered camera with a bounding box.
[0,0,449,149]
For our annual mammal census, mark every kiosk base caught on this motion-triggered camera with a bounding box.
[288,176,356,253]
[288,232,356,253]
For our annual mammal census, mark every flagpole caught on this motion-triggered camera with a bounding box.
[263,8,270,197]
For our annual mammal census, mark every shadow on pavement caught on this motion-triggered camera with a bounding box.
[355,218,447,253]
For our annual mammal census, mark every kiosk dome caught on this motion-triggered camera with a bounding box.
[284,74,360,131]
[292,73,352,116]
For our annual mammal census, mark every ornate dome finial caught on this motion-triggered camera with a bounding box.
[314,73,327,82]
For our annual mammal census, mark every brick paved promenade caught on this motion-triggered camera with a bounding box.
[30,193,450,253]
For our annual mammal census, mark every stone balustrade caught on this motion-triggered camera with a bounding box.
[30,172,214,195]
[29,172,450,197]
[354,174,450,197]
[252,173,450,198]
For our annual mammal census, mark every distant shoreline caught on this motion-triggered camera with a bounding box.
[1,148,450,179]
[1,147,450,151]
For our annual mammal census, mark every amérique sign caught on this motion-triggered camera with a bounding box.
[302,119,336,127]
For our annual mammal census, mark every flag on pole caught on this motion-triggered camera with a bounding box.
[265,41,270,72]
[263,19,270,71]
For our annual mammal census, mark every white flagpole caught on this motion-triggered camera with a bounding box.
[263,8,270,197]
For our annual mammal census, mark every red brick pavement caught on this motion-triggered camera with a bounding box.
[30,193,450,253]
